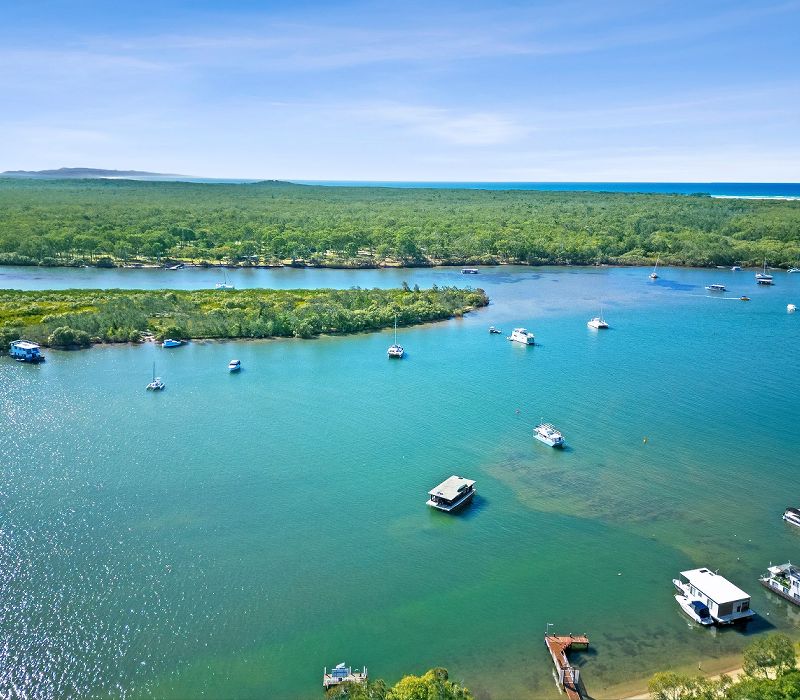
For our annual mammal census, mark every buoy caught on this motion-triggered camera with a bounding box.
[643,437,648,444]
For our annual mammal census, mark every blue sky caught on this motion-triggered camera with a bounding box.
[1,0,798,180]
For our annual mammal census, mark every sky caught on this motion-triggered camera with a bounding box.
[1,0,799,181]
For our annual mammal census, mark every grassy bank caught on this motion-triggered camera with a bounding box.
[0,286,488,349]
[1,178,799,269]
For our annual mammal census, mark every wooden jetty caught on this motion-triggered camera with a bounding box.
[544,633,589,700]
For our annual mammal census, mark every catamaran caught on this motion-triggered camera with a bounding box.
[756,259,774,285]
[215,269,235,290]
[387,316,404,358]
[533,423,565,447]
[146,363,165,391]
[587,307,609,329]
[508,328,535,345]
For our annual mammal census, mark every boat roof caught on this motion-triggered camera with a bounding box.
[11,340,40,349]
[680,568,750,603]
[512,327,530,333]
[786,507,800,516]
[429,475,475,500]
[767,563,800,577]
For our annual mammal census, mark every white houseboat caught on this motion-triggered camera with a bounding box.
[533,423,565,448]
[705,284,726,292]
[9,340,45,363]
[323,663,368,690]
[760,563,800,606]
[508,328,535,345]
[426,475,476,512]
[674,568,754,625]
[783,507,800,528]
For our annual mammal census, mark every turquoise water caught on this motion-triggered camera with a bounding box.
[2,265,800,699]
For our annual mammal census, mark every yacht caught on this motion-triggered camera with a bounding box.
[426,475,476,512]
[215,269,235,290]
[649,257,660,279]
[162,338,183,348]
[740,296,750,301]
[387,316,404,358]
[587,316,609,329]
[146,363,165,391]
[508,327,535,345]
[228,359,241,372]
[789,267,800,273]
[705,284,726,292]
[783,507,800,528]
[533,423,565,448]
[756,260,774,285]
[673,586,714,626]
[788,304,797,313]
[731,265,742,271]
[461,268,479,274]
[489,326,502,334]
[673,568,754,625]
[760,563,800,606]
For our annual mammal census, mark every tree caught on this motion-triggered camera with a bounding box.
[388,668,472,700]
[48,326,91,348]
[743,634,797,680]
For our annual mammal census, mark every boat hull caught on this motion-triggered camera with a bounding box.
[534,434,564,448]
[426,490,475,512]
[760,578,800,607]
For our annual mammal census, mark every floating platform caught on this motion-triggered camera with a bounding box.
[544,633,589,700]
[323,663,368,690]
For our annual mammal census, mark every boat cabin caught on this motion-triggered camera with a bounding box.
[677,568,753,624]
[783,507,800,528]
[9,340,44,363]
[323,663,368,689]
[761,563,800,606]
[427,475,476,512]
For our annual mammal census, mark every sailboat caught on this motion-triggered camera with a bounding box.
[649,257,660,279]
[387,316,404,358]
[146,363,165,391]
[756,259,774,285]
[587,306,609,329]
[215,268,235,290]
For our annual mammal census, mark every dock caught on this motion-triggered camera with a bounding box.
[322,663,368,690]
[544,633,589,700]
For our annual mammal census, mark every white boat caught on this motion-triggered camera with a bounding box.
[461,268,479,274]
[731,265,742,271]
[426,475,476,512]
[674,568,754,625]
[705,284,726,292]
[756,259,774,285]
[215,269,235,290]
[228,359,241,371]
[387,316,404,358]
[783,507,800,528]
[760,563,800,606]
[533,423,565,447]
[673,587,714,626]
[489,326,502,334]
[649,257,660,279]
[162,338,183,348]
[508,327,534,345]
[587,316,609,329]
[788,304,797,313]
[323,663,368,690]
[146,363,165,391]
[789,267,800,273]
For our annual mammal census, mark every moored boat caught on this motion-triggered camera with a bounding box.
[215,269,235,290]
[146,363,165,391]
[387,316,404,358]
[788,304,797,313]
[731,265,742,271]
[461,268,479,274]
[9,339,45,363]
[674,593,714,626]
[649,257,660,279]
[760,563,800,606]
[756,259,774,285]
[783,507,800,528]
[228,359,241,371]
[426,475,476,512]
[673,568,754,625]
[162,338,183,348]
[508,327,535,345]
[534,423,565,447]
[587,316,609,329]
[489,326,502,334]
[788,267,800,273]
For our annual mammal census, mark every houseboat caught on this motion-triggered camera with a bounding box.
[783,507,800,528]
[161,339,183,348]
[534,423,565,447]
[323,663,368,690]
[673,568,754,625]
[461,268,479,274]
[760,563,800,606]
[508,328,535,345]
[705,284,726,292]
[426,475,476,512]
[9,340,45,363]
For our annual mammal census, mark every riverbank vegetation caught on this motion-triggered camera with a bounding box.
[649,634,800,699]
[0,286,487,349]
[0,179,798,269]
[325,667,472,700]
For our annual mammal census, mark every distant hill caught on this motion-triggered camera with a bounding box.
[1,167,179,178]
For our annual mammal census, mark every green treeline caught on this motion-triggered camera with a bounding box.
[325,667,472,700]
[0,178,798,268]
[0,286,488,349]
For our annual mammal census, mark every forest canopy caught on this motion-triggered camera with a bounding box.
[0,178,798,268]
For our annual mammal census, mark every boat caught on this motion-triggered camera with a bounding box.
[9,339,45,363]
[789,267,800,273]
[533,423,565,448]
[673,568,754,625]
[146,363,165,391]
[215,269,235,290]
[756,259,774,285]
[489,326,502,334]
[673,586,714,626]
[587,316,609,329]
[731,265,742,271]
[461,268,479,274]
[705,284,726,292]
[161,338,183,348]
[760,563,800,606]
[783,507,800,528]
[426,475,476,512]
[788,304,797,313]
[508,327,535,345]
[323,663,368,690]
[739,296,750,301]
[228,359,241,372]
[387,316,404,358]
[649,257,660,279]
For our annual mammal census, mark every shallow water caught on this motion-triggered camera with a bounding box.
[1,265,799,699]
